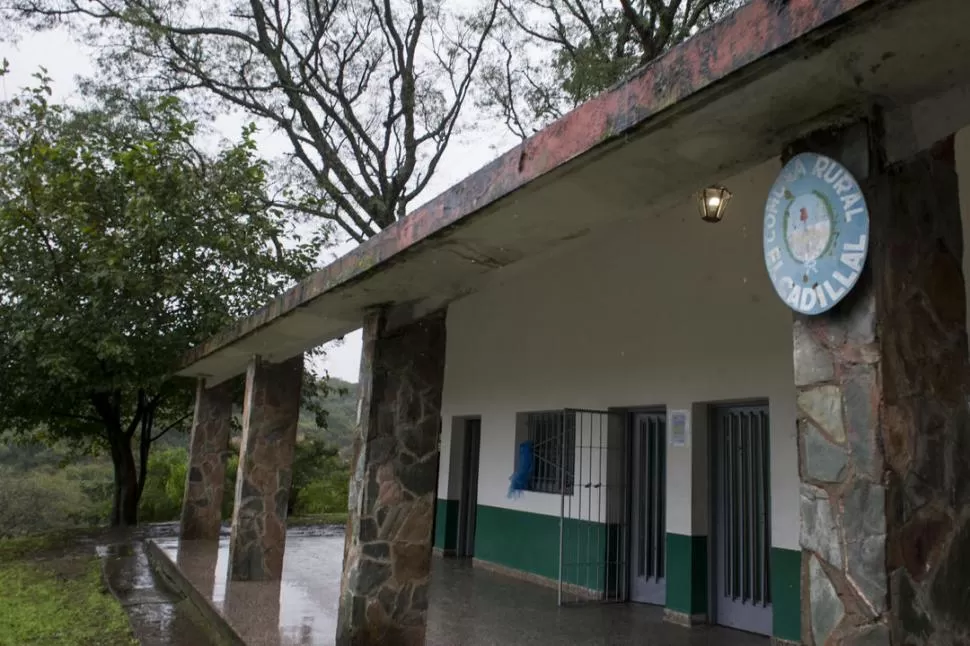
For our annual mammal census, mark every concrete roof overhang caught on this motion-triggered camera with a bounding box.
[179,0,970,384]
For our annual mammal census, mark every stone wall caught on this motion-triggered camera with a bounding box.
[876,138,970,645]
[796,282,891,645]
[793,126,970,645]
[337,309,447,646]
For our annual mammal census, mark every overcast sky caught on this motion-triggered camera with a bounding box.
[1,27,517,383]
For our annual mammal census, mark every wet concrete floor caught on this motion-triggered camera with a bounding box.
[157,529,769,646]
[156,526,343,646]
[98,524,216,646]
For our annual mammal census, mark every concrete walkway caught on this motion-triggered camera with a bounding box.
[429,560,768,646]
[154,529,769,646]
[98,524,215,646]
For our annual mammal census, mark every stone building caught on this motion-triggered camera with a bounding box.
[175,0,970,644]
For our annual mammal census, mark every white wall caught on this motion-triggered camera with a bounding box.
[439,125,970,554]
[439,158,802,550]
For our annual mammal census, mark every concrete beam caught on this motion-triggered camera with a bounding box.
[175,0,970,383]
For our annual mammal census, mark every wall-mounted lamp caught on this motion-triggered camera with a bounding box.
[697,185,732,223]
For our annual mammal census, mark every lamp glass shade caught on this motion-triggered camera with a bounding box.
[698,186,732,222]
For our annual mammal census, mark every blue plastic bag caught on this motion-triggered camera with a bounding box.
[508,440,534,498]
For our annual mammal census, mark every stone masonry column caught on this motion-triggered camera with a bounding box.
[228,354,304,582]
[791,122,970,645]
[336,308,447,646]
[180,378,234,541]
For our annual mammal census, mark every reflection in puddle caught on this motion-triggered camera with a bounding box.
[157,528,344,646]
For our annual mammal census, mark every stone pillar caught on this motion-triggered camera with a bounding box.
[180,378,234,541]
[791,123,970,645]
[228,354,303,582]
[336,309,447,646]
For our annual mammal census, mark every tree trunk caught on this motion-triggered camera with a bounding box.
[109,438,140,527]
[94,389,164,528]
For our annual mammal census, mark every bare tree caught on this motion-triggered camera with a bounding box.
[479,0,747,140]
[12,0,499,242]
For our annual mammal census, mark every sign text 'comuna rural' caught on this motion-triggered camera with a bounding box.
[763,152,869,315]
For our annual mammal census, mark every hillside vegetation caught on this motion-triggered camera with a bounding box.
[0,380,360,538]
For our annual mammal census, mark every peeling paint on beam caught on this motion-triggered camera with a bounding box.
[180,0,875,373]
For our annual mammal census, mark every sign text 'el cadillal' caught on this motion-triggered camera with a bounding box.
[763,152,870,315]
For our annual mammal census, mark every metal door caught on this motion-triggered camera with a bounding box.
[557,409,629,606]
[629,411,666,605]
[712,405,772,635]
[457,418,481,557]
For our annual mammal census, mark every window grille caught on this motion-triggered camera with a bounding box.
[525,411,575,494]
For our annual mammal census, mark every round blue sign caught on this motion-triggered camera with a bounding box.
[763,153,869,315]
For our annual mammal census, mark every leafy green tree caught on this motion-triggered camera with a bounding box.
[288,438,346,515]
[0,68,320,527]
[480,0,748,138]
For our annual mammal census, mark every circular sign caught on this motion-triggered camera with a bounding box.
[763,152,869,315]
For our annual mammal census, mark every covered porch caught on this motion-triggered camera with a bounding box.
[170,0,970,644]
[151,529,769,646]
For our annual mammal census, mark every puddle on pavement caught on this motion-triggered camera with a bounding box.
[96,543,135,558]
[160,531,345,645]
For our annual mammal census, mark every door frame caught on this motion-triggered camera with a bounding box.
[456,417,481,558]
[706,399,773,636]
[622,406,668,605]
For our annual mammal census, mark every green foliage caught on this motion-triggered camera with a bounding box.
[0,535,61,563]
[0,370,356,534]
[0,74,311,424]
[299,378,359,454]
[50,438,348,527]
[0,464,112,538]
[0,540,136,646]
[293,477,350,517]
[223,453,239,520]
[62,462,115,524]
[0,439,89,471]
[552,9,642,106]
[288,438,350,516]
[482,0,747,138]
[138,447,188,523]
[0,69,322,524]
[288,512,350,526]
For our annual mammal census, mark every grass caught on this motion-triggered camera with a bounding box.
[0,533,136,646]
[288,511,349,527]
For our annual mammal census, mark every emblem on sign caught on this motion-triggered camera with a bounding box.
[763,153,869,315]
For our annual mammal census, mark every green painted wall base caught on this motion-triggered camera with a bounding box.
[434,498,459,552]
[466,504,802,642]
[665,533,708,616]
[771,547,801,642]
[474,504,608,591]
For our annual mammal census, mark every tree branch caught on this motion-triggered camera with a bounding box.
[150,411,192,443]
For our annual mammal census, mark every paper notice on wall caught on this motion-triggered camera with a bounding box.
[669,410,690,448]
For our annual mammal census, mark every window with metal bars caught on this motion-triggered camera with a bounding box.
[519,411,575,495]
